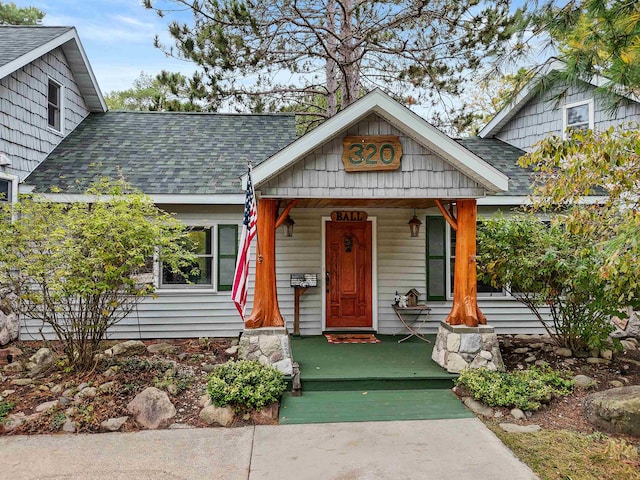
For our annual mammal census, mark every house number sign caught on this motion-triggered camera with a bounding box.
[342,135,402,172]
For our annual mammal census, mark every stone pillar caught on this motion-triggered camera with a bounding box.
[238,327,294,376]
[431,321,504,373]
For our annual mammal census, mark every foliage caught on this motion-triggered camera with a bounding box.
[491,428,640,480]
[456,366,574,411]
[143,0,525,126]
[0,400,15,420]
[520,126,640,310]
[105,71,208,112]
[207,360,286,411]
[477,215,617,350]
[0,180,195,371]
[0,1,44,25]
[533,0,640,106]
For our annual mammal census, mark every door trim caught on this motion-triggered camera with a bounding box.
[321,215,377,332]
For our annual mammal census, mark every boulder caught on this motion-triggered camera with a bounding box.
[510,408,526,420]
[250,403,279,425]
[199,405,235,427]
[0,309,18,346]
[147,343,178,355]
[127,387,176,429]
[105,340,147,358]
[100,416,129,432]
[29,348,53,367]
[463,397,494,417]
[573,374,595,389]
[582,386,640,436]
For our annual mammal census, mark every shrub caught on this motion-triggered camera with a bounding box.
[207,360,287,411]
[455,366,574,411]
[0,400,15,420]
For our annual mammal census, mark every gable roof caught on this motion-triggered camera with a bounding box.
[25,111,297,198]
[249,89,509,193]
[479,58,640,138]
[0,26,106,112]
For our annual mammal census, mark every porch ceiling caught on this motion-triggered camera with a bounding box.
[291,198,446,209]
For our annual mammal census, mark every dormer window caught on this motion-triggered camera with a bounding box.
[563,99,594,138]
[47,79,62,132]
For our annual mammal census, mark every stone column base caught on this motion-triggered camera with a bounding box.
[431,321,504,373]
[238,327,294,376]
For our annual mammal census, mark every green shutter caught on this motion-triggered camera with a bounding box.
[217,224,238,291]
[426,217,446,301]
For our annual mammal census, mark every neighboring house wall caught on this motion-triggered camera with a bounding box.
[0,47,89,181]
[19,206,550,340]
[260,114,486,199]
[495,82,640,151]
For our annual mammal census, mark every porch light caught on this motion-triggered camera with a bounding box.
[408,212,422,238]
[282,215,295,238]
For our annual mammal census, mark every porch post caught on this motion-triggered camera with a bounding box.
[245,198,284,329]
[445,199,486,327]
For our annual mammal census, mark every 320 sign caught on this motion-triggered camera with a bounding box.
[342,135,402,172]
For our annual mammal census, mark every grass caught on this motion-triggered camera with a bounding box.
[489,426,640,480]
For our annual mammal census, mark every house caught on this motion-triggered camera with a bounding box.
[0,26,106,203]
[3,27,639,341]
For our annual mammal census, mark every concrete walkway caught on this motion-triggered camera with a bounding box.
[0,418,537,480]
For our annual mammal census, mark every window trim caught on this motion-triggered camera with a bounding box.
[158,223,239,292]
[47,77,64,134]
[217,224,238,291]
[0,173,18,204]
[563,98,594,139]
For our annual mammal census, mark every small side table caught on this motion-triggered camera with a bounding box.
[392,304,432,343]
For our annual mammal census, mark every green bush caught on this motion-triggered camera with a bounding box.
[0,400,15,420]
[207,360,287,411]
[455,366,574,411]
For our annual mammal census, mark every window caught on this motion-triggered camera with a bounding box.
[425,216,505,300]
[160,225,238,290]
[47,79,62,132]
[0,178,10,202]
[217,224,238,291]
[563,99,593,137]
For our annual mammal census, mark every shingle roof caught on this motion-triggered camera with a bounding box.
[0,26,73,70]
[26,111,297,195]
[456,137,533,196]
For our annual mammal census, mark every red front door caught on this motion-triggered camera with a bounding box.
[326,221,372,328]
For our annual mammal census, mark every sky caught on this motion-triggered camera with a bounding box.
[13,0,197,95]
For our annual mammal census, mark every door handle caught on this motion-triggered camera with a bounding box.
[325,272,330,292]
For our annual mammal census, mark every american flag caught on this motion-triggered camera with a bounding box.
[231,165,258,320]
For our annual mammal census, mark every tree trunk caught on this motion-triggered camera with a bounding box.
[245,199,285,329]
[446,199,486,327]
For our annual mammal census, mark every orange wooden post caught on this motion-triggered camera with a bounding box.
[245,198,285,329]
[438,199,486,327]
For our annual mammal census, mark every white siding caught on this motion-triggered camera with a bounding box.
[496,82,640,151]
[260,113,486,199]
[0,47,90,181]
[20,205,549,341]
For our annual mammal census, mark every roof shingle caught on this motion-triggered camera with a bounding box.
[0,26,72,71]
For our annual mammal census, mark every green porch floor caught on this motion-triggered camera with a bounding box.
[279,389,473,425]
[281,335,469,424]
[290,335,457,391]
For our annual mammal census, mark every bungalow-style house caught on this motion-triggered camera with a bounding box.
[2,27,639,342]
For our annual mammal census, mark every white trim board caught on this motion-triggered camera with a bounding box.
[246,89,508,193]
[25,192,246,205]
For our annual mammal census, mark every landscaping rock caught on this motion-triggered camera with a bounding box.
[169,423,193,429]
[100,416,129,432]
[2,412,26,432]
[554,347,573,357]
[609,380,624,388]
[98,381,115,393]
[147,343,178,355]
[620,339,637,351]
[50,384,64,394]
[251,403,279,425]
[105,340,147,357]
[127,387,176,429]
[586,357,610,365]
[75,386,97,400]
[199,394,212,408]
[199,405,235,427]
[62,418,76,433]
[11,378,33,386]
[201,363,217,373]
[510,408,526,420]
[524,355,537,363]
[225,345,239,355]
[600,349,613,360]
[3,361,23,374]
[103,366,119,378]
[573,374,596,389]
[583,385,640,436]
[0,313,18,346]
[513,347,530,354]
[29,348,53,367]
[58,396,71,406]
[499,423,542,433]
[35,400,59,412]
[1,389,15,397]
[444,353,469,373]
[463,397,494,417]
